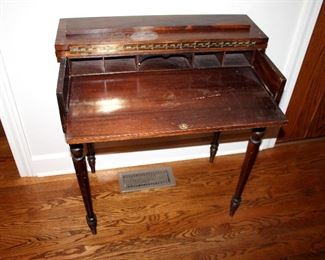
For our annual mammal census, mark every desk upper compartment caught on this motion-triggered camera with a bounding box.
[55,15,268,61]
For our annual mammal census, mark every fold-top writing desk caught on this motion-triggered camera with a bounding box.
[55,15,287,234]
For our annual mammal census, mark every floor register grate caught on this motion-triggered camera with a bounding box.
[119,166,176,192]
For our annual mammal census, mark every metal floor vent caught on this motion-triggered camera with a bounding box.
[119,166,176,192]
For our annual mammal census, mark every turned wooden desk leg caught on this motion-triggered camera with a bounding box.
[209,132,221,163]
[230,128,265,216]
[70,144,97,234]
[86,143,96,173]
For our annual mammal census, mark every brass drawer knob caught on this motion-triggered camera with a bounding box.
[178,123,189,130]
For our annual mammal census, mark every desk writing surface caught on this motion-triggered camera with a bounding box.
[66,67,286,144]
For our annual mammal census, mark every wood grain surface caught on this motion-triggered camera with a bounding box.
[66,67,286,144]
[0,121,19,181]
[0,135,324,259]
[55,15,268,60]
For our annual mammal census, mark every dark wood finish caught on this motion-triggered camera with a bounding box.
[0,121,19,180]
[86,143,96,173]
[209,132,220,163]
[65,16,252,35]
[253,51,286,104]
[70,144,97,234]
[278,4,325,142]
[55,15,268,61]
[56,58,70,133]
[1,139,325,259]
[94,128,281,155]
[66,67,286,144]
[230,128,265,216]
[55,15,287,233]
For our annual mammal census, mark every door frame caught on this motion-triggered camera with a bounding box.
[0,51,33,177]
[262,1,323,150]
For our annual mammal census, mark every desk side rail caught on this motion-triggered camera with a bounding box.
[253,51,286,104]
[56,58,71,132]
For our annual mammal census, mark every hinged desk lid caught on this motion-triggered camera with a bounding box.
[55,15,268,60]
[65,67,286,144]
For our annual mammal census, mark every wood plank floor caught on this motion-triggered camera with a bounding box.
[0,130,324,259]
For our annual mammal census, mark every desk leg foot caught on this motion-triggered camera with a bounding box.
[230,128,265,216]
[87,215,97,235]
[70,144,97,234]
[230,197,241,216]
[209,132,220,163]
[86,143,96,173]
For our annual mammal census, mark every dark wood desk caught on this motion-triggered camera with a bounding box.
[55,15,287,234]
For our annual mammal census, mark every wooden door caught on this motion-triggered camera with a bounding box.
[278,4,325,142]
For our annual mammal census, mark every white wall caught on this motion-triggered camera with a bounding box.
[0,0,322,177]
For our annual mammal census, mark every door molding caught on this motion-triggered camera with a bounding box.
[0,50,33,177]
[261,0,323,149]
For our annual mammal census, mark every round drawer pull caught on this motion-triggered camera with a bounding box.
[178,123,189,130]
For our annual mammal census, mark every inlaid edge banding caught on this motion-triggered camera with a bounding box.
[69,40,257,55]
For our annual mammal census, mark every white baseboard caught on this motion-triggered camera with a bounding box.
[34,141,253,177]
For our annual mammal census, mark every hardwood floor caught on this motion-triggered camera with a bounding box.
[0,135,324,259]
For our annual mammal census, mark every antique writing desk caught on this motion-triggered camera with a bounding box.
[55,15,287,234]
